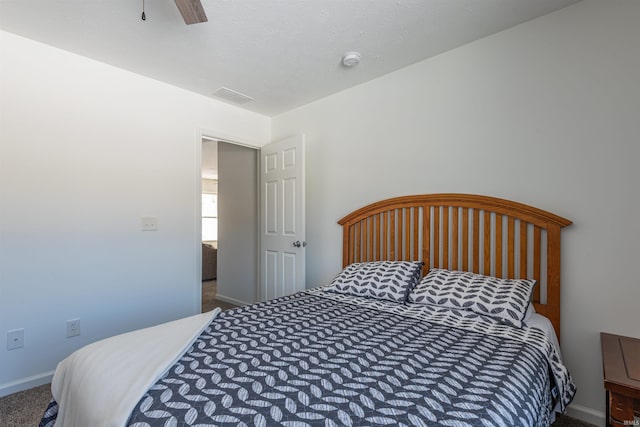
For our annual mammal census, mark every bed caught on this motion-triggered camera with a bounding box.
[40,194,576,427]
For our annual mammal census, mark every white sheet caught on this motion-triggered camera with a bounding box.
[52,308,220,427]
[527,312,562,360]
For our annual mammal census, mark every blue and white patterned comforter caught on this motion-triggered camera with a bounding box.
[41,289,576,427]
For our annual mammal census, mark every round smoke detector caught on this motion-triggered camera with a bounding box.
[342,51,361,67]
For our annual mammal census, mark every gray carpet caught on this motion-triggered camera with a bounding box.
[0,383,51,427]
[1,382,597,427]
[202,279,239,312]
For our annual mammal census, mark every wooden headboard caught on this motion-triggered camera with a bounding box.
[338,194,572,340]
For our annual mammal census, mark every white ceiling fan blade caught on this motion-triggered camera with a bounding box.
[174,0,208,25]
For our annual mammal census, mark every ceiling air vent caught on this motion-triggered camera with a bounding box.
[211,87,254,105]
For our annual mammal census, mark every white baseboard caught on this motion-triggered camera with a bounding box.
[0,371,54,398]
[566,403,605,427]
[214,293,249,307]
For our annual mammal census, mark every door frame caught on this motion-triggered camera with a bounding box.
[194,128,262,312]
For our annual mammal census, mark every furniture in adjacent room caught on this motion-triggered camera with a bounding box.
[601,332,640,427]
[202,242,217,280]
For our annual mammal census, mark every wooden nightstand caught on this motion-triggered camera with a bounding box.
[601,332,640,427]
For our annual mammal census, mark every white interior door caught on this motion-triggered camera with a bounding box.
[260,135,305,300]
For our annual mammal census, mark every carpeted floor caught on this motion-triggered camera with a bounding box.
[202,279,239,312]
[0,381,597,427]
[0,383,51,427]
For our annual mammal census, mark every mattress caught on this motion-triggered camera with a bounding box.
[40,288,576,427]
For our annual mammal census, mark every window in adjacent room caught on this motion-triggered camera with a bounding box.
[202,193,217,241]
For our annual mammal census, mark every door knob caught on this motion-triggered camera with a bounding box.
[293,241,307,248]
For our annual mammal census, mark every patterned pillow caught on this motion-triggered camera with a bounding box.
[324,261,423,303]
[408,268,536,328]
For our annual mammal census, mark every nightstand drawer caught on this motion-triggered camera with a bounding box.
[601,333,640,427]
[610,392,634,422]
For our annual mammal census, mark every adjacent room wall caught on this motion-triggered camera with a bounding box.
[216,142,258,305]
[272,1,640,424]
[0,30,270,395]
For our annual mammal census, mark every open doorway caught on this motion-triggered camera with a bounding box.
[201,139,222,312]
[200,138,258,312]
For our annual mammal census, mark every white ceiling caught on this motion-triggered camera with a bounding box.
[0,0,580,117]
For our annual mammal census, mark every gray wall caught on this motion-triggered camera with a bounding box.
[216,142,258,304]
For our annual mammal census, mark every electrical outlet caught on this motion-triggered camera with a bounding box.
[7,329,24,350]
[141,217,157,231]
[66,319,81,338]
